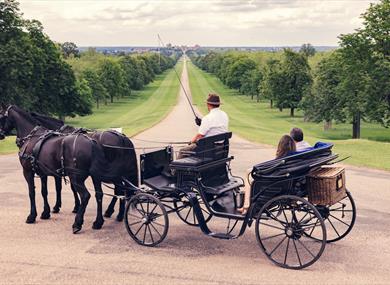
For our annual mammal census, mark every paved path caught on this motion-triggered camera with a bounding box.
[0,58,390,284]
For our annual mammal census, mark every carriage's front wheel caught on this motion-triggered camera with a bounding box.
[255,195,326,270]
[124,193,169,247]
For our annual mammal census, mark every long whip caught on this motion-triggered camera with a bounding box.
[158,34,198,118]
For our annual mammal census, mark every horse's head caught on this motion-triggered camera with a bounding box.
[0,104,15,140]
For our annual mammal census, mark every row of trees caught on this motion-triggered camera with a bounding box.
[68,48,178,109]
[0,0,181,119]
[191,0,389,138]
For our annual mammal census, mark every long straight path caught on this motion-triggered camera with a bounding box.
[0,58,389,284]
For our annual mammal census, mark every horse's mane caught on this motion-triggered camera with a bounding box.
[30,111,64,130]
[12,106,41,125]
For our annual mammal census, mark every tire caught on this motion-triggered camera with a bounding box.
[124,193,169,247]
[305,190,356,243]
[255,195,327,270]
[173,193,212,226]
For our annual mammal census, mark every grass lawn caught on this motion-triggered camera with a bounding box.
[0,61,183,155]
[187,61,390,171]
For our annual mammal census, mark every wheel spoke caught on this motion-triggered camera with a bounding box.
[193,207,197,224]
[261,232,285,241]
[269,236,287,256]
[147,225,154,244]
[292,239,302,267]
[149,203,158,215]
[328,213,350,227]
[327,217,341,237]
[297,211,310,224]
[142,224,147,244]
[267,211,288,227]
[308,218,320,236]
[297,239,315,258]
[184,207,192,221]
[134,223,145,237]
[284,238,290,265]
[128,213,143,220]
[151,220,165,227]
[128,220,142,227]
[149,222,163,238]
[259,221,285,231]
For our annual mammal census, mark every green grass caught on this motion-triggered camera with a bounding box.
[187,61,390,171]
[0,61,183,155]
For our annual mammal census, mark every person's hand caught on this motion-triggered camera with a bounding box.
[195,116,202,126]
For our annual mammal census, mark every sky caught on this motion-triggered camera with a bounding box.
[18,0,379,47]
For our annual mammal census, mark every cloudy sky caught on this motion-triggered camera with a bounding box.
[18,0,378,46]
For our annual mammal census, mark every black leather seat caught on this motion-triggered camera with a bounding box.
[170,132,232,168]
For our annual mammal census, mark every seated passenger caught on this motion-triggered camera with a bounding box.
[238,135,296,214]
[177,93,229,159]
[290,127,311,151]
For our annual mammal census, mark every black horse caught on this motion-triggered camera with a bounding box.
[0,105,136,233]
[31,112,139,221]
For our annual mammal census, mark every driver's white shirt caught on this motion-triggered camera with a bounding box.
[198,108,229,137]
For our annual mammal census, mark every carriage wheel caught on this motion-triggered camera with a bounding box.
[124,193,169,247]
[304,190,356,243]
[173,193,212,226]
[255,195,326,270]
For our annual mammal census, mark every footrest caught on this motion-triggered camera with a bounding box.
[209,232,235,239]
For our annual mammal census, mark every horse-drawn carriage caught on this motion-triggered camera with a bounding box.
[123,132,356,269]
[0,105,356,270]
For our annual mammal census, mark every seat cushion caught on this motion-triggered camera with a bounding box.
[170,156,213,167]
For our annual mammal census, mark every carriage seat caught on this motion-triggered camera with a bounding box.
[170,132,232,168]
[202,177,244,196]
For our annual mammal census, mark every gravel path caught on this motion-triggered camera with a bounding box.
[0,58,389,284]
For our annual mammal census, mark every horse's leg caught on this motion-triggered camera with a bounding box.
[104,196,117,218]
[23,169,37,224]
[40,175,51,219]
[92,178,104,230]
[71,183,81,214]
[116,185,125,222]
[52,176,62,213]
[70,175,90,234]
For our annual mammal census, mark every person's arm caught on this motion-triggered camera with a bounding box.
[191,133,204,144]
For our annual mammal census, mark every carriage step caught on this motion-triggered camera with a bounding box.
[209,232,235,240]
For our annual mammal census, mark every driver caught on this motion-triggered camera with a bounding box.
[177,94,228,159]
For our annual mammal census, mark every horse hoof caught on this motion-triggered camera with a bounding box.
[116,216,124,222]
[40,212,51,220]
[104,209,114,218]
[92,220,104,230]
[26,215,36,224]
[52,207,60,213]
[72,225,82,234]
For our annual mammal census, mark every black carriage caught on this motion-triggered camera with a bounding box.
[123,133,356,269]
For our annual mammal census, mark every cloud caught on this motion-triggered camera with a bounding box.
[18,0,379,46]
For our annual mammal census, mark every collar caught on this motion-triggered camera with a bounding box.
[210,108,220,113]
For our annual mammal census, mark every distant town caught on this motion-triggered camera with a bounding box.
[78,45,337,55]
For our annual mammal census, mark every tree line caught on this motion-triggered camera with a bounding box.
[190,0,389,138]
[0,0,181,120]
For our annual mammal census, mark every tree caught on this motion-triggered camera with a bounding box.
[275,49,312,116]
[337,0,390,138]
[260,59,284,109]
[302,52,345,130]
[61,41,79,58]
[81,69,108,109]
[225,57,257,90]
[300,43,316,57]
[0,0,90,118]
[98,58,128,103]
[239,68,262,101]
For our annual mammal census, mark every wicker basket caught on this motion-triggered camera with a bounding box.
[307,166,346,205]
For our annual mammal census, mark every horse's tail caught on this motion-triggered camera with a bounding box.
[89,136,139,184]
[89,141,122,182]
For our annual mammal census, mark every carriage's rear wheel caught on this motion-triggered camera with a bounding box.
[124,193,168,247]
[255,195,326,270]
[173,193,212,226]
[305,190,356,243]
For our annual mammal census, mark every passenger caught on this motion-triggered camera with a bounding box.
[290,127,311,151]
[177,93,228,159]
[238,135,296,214]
